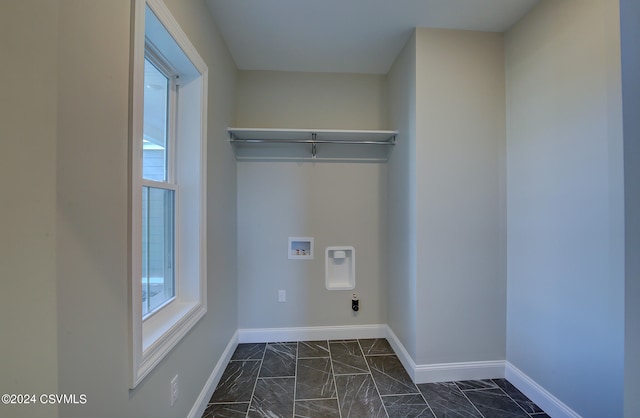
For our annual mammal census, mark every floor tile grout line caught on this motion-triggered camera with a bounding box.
[461,387,501,392]
[357,339,389,418]
[292,342,299,417]
[363,340,437,418]
[327,340,344,418]
[363,353,397,357]
[414,387,438,418]
[366,357,423,395]
[454,381,486,418]
[295,396,339,401]
[244,343,267,418]
[490,379,536,416]
[378,392,425,397]
[365,355,419,396]
[379,389,439,417]
[333,372,371,376]
[457,380,499,392]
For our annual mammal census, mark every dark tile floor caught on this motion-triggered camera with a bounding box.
[202,338,549,418]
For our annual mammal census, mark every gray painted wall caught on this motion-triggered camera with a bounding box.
[414,28,507,365]
[1,3,59,418]
[236,71,388,130]
[53,1,238,417]
[237,162,387,328]
[505,1,625,416]
[387,34,418,360]
[387,28,507,367]
[4,1,634,416]
[620,0,640,416]
[235,71,388,329]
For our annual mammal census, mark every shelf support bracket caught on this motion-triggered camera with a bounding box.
[311,133,317,158]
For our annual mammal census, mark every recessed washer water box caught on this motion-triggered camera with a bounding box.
[325,246,355,290]
[288,237,314,260]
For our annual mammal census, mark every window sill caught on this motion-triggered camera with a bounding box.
[133,299,206,387]
[143,299,195,351]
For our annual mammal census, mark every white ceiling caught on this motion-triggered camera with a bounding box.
[205,0,539,74]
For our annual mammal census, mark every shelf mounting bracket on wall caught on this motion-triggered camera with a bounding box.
[311,133,317,158]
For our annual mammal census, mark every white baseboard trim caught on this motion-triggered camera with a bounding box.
[384,326,505,383]
[505,362,581,418]
[413,360,505,384]
[383,325,418,380]
[237,324,387,343]
[187,330,239,418]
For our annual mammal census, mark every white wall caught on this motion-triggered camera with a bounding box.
[54,1,238,417]
[414,28,507,365]
[387,34,418,360]
[505,1,624,416]
[236,71,388,329]
[0,3,59,418]
[620,0,640,416]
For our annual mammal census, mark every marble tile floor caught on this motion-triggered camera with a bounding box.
[202,338,549,418]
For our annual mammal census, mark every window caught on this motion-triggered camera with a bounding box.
[130,0,208,388]
[142,55,176,318]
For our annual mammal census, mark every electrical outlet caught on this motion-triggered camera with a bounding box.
[170,374,179,406]
[278,290,286,302]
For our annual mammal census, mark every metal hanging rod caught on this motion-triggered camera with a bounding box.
[228,138,395,145]
[229,136,395,158]
[227,128,398,159]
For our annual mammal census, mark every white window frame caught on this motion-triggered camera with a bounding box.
[129,0,208,388]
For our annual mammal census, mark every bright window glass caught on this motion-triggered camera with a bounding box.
[141,54,175,318]
[141,186,175,317]
[143,58,169,182]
